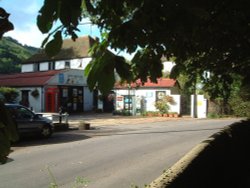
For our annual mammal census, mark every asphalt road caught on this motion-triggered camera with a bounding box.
[0,118,241,188]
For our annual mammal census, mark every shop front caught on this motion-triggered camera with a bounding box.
[44,69,90,113]
[58,86,84,113]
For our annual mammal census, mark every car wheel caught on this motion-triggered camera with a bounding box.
[41,125,52,138]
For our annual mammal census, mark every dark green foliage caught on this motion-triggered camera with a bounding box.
[38,0,250,97]
[229,82,250,118]
[0,8,20,164]
[0,37,39,73]
[0,87,19,103]
[229,97,250,117]
[0,7,14,39]
[44,31,63,57]
[37,0,83,57]
[0,100,19,164]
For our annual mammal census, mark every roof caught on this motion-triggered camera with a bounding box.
[23,36,97,63]
[0,70,64,87]
[114,78,177,89]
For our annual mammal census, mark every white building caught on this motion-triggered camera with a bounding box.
[113,78,181,115]
[0,36,98,113]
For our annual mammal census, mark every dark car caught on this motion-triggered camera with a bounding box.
[5,103,54,138]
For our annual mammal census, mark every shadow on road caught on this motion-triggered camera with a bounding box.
[89,127,224,137]
[12,131,90,148]
[11,126,225,148]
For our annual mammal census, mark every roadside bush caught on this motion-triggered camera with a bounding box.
[229,96,250,118]
[0,100,19,164]
[0,87,19,103]
[207,112,222,119]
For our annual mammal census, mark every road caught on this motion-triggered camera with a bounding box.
[0,118,240,188]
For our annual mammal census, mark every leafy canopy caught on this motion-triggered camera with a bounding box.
[0,8,19,164]
[38,0,250,94]
[0,7,14,39]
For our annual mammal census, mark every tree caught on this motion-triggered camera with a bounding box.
[38,0,250,97]
[0,7,14,39]
[0,7,19,164]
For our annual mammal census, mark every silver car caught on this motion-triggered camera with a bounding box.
[5,104,54,138]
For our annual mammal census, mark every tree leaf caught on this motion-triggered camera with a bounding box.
[45,31,62,57]
[37,0,59,33]
[115,55,133,81]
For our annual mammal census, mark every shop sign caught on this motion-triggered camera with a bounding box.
[58,73,65,84]
[116,96,124,110]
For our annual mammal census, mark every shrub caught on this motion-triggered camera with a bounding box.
[0,100,19,164]
[207,112,222,119]
[155,100,170,114]
[0,87,19,103]
[229,95,250,118]
[155,95,175,114]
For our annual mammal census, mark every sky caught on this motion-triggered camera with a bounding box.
[1,0,101,48]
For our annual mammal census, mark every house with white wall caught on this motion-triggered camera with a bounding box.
[0,36,98,113]
[113,78,181,115]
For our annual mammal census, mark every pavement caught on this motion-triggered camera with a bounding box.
[62,113,191,128]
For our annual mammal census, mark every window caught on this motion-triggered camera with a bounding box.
[17,107,34,119]
[21,64,33,72]
[65,61,70,69]
[49,62,55,70]
[40,62,49,71]
[33,63,40,72]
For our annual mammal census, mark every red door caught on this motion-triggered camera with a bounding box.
[45,88,59,112]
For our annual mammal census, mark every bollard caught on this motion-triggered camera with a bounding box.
[79,121,90,130]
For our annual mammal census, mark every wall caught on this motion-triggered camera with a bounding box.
[148,120,250,188]
[48,69,87,86]
[70,58,91,69]
[21,57,92,73]
[16,87,42,112]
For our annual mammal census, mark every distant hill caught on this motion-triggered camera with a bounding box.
[0,37,39,74]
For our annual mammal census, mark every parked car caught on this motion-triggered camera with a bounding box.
[5,103,54,138]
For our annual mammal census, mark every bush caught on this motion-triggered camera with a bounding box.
[0,100,19,164]
[0,87,19,103]
[229,96,250,118]
[207,112,222,119]
[155,95,175,114]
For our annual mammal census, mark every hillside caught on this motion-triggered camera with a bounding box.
[0,37,39,74]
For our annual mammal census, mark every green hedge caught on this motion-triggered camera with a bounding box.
[229,95,250,118]
[0,87,19,103]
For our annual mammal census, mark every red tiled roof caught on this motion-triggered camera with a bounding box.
[0,70,64,87]
[114,78,177,89]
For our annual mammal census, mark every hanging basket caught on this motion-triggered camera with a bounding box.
[31,89,39,98]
